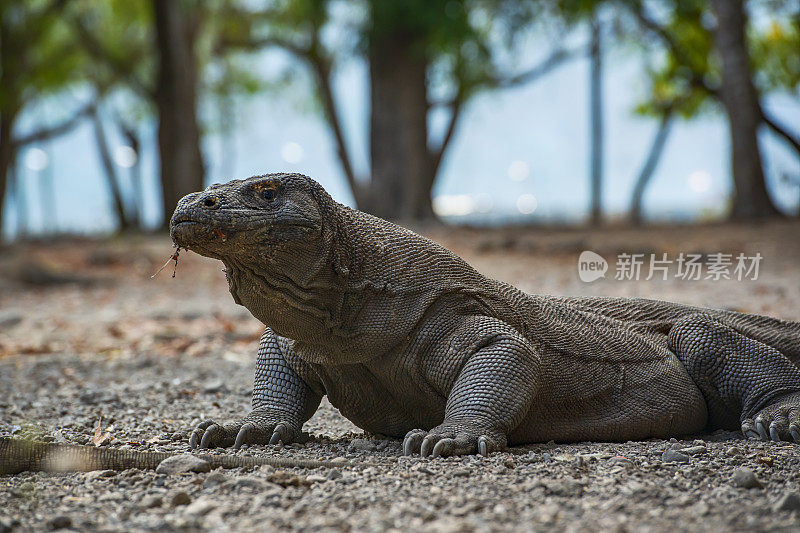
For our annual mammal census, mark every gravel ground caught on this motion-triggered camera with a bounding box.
[1,220,800,532]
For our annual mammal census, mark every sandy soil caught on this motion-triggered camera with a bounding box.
[1,220,800,532]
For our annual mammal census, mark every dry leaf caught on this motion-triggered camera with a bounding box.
[92,417,112,447]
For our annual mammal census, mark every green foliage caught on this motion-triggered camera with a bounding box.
[750,17,800,94]
[623,0,800,119]
[0,0,88,113]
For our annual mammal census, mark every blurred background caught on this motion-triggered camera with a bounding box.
[0,0,799,239]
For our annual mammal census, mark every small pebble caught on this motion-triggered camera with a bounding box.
[661,449,690,463]
[47,515,71,530]
[348,438,377,452]
[141,495,163,508]
[171,491,192,506]
[233,476,270,490]
[203,380,224,393]
[10,482,35,498]
[731,468,762,489]
[203,471,227,488]
[156,455,211,474]
[453,468,471,477]
[85,469,117,481]
[679,445,706,456]
[183,497,217,516]
[725,446,742,457]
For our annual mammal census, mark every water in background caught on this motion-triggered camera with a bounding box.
[4,48,800,238]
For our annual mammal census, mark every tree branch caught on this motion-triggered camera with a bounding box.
[13,100,96,147]
[216,26,364,203]
[430,46,581,109]
[216,34,311,58]
[429,95,464,182]
[308,54,362,202]
[762,110,800,156]
[634,3,800,160]
[487,47,582,89]
[68,15,154,99]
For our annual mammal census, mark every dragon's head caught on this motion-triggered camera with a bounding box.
[169,173,330,260]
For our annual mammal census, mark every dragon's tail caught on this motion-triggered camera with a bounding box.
[0,437,353,475]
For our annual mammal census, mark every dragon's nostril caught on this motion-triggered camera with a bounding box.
[203,197,218,208]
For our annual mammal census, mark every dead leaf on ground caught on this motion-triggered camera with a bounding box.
[92,417,112,447]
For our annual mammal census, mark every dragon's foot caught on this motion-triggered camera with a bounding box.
[402,421,507,458]
[189,409,305,449]
[742,392,800,443]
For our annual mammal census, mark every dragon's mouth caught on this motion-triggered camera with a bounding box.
[169,218,226,250]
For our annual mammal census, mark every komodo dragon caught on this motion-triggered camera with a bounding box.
[168,172,800,458]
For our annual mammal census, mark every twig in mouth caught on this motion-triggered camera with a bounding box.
[151,245,181,279]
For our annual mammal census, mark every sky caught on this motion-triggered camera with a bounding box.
[4,34,800,238]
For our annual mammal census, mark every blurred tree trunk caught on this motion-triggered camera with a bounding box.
[116,117,142,228]
[10,161,28,236]
[630,110,674,225]
[589,18,603,225]
[367,34,434,220]
[153,0,204,228]
[0,111,15,230]
[91,110,130,230]
[0,7,18,232]
[710,0,778,219]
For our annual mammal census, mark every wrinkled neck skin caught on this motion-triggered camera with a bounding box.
[218,231,344,353]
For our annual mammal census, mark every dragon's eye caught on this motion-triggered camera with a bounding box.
[255,182,279,202]
[262,188,277,201]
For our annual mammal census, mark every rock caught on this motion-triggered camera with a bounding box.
[171,491,192,506]
[330,457,348,464]
[773,492,800,512]
[731,468,762,489]
[541,453,553,462]
[327,468,342,480]
[10,482,35,498]
[141,495,163,508]
[348,438,377,452]
[608,456,634,469]
[47,515,72,530]
[679,445,706,456]
[232,477,270,490]
[156,455,211,474]
[661,449,690,463]
[203,380,224,393]
[202,471,227,489]
[233,477,283,496]
[725,446,743,457]
[51,429,69,444]
[452,468,471,477]
[306,474,327,483]
[266,471,310,487]
[183,497,217,516]
[85,469,117,481]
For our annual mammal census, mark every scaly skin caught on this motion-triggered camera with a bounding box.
[169,173,800,457]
